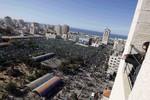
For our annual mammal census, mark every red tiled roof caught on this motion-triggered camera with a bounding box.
[103,90,111,98]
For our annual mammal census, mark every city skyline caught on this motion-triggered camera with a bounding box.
[0,0,137,36]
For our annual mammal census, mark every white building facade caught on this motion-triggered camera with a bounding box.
[17,19,24,28]
[113,38,126,53]
[109,0,150,100]
[102,28,111,45]
[45,33,56,39]
[55,25,62,35]
[62,25,69,34]
[107,55,122,74]
[30,22,39,34]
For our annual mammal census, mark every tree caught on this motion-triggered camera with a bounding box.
[70,93,78,100]
[27,75,36,82]
[0,66,7,71]
[0,51,6,67]
[35,70,47,78]
[1,94,8,99]
[8,69,23,77]
[5,82,17,93]
[58,64,70,74]
[103,63,108,71]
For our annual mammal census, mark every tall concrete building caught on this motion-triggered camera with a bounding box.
[4,16,14,27]
[30,22,39,34]
[113,38,126,54]
[107,54,122,75]
[31,22,39,28]
[17,19,24,28]
[107,38,126,75]
[109,0,150,100]
[0,19,3,27]
[13,19,18,27]
[102,28,111,45]
[62,25,69,34]
[55,25,62,35]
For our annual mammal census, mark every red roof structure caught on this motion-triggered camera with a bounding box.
[33,77,62,96]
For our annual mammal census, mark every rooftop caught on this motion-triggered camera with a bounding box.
[0,42,13,46]
[103,89,111,98]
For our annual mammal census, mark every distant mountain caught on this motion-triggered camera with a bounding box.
[70,27,127,39]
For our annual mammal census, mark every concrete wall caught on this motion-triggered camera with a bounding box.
[128,41,150,100]
[128,0,150,99]
[102,96,109,100]
[107,55,121,74]
[131,0,150,49]
[109,0,150,100]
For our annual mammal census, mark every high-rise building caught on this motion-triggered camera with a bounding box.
[31,22,39,28]
[109,0,150,100]
[17,19,24,28]
[102,28,111,45]
[62,25,69,34]
[55,25,62,35]
[4,16,14,27]
[0,19,4,25]
[30,22,39,34]
[107,54,122,75]
[113,38,126,54]
[13,19,18,27]
[107,38,126,75]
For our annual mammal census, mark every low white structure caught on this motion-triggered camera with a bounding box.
[45,32,56,39]
[78,36,90,45]
[91,42,100,47]
[91,40,102,47]
[61,34,68,40]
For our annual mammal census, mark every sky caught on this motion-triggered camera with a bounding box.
[0,0,138,36]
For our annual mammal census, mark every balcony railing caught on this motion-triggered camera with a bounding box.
[123,44,143,90]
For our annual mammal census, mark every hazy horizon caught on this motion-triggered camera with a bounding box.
[0,0,138,36]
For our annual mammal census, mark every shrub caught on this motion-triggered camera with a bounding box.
[27,75,36,82]
[8,69,23,77]
[0,66,7,71]
[35,70,47,78]
[70,93,78,100]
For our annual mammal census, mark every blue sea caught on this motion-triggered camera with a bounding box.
[70,28,127,39]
